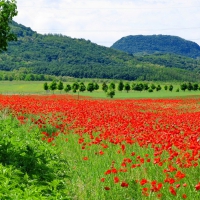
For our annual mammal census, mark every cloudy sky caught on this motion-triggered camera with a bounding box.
[14,0,200,47]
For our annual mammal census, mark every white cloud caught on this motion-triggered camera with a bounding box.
[14,0,200,46]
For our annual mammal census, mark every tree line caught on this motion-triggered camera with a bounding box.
[0,68,73,82]
[43,81,200,98]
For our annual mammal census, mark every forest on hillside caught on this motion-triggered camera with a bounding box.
[0,22,200,82]
[111,35,200,59]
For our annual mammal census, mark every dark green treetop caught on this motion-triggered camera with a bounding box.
[0,0,17,52]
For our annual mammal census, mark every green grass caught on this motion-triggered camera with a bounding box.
[1,81,200,99]
[1,116,198,199]
[0,114,71,199]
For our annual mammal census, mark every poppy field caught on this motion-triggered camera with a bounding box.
[0,94,200,199]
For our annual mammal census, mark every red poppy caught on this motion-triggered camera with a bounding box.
[83,156,88,160]
[175,171,186,179]
[182,194,187,199]
[114,176,120,183]
[169,186,176,196]
[121,181,129,188]
[100,178,105,182]
[195,182,200,191]
[140,179,148,185]
[104,186,110,190]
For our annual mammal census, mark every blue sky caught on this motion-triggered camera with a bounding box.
[14,0,200,47]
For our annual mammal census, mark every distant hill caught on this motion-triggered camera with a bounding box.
[0,22,200,82]
[111,35,200,59]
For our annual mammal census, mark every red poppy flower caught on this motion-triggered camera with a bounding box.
[83,156,88,160]
[175,171,186,179]
[169,186,176,196]
[100,178,105,182]
[104,186,110,190]
[195,182,200,191]
[140,179,148,185]
[114,176,120,183]
[121,181,129,188]
[182,194,187,199]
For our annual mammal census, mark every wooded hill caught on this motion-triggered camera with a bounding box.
[111,35,200,58]
[0,21,200,82]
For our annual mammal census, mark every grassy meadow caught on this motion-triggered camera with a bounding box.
[0,80,200,99]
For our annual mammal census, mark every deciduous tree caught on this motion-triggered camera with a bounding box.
[79,82,86,92]
[43,82,48,93]
[124,83,131,93]
[87,82,94,92]
[0,0,18,52]
[102,82,108,92]
[118,81,124,91]
[64,84,71,93]
[169,84,173,92]
[57,81,64,93]
[49,80,57,93]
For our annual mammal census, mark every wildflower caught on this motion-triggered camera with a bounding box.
[114,176,120,183]
[169,186,176,196]
[182,194,187,199]
[104,186,110,190]
[100,178,105,182]
[183,183,187,187]
[195,182,200,191]
[121,181,129,188]
[140,179,148,185]
[83,156,88,160]
[175,171,186,179]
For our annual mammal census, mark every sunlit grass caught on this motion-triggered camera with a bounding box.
[1,81,200,99]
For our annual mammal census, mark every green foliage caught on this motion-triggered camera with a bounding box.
[0,22,199,81]
[43,82,48,91]
[0,0,18,52]
[117,81,124,91]
[133,83,143,91]
[102,82,108,92]
[187,82,193,91]
[49,80,57,93]
[143,83,149,91]
[87,82,94,92]
[107,89,115,98]
[180,83,187,91]
[111,35,200,58]
[156,84,162,91]
[124,83,131,93]
[0,68,72,82]
[72,82,79,93]
[93,82,99,90]
[135,53,200,72]
[169,84,173,92]
[57,81,64,92]
[109,82,115,90]
[151,83,156,90]
[64,84,71,93]
[0,116,70,199]
[193,83,199,91]
[148,88,153,92]
[79,82,86,92]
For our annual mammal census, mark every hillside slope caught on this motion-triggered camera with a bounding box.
[0,22,200,82]
[135,53,200,72]
[111,35,200,59]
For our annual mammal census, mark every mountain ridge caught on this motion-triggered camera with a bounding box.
[111,35,200,59]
